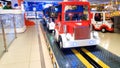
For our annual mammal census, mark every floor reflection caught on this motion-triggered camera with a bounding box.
[99,32,120,57]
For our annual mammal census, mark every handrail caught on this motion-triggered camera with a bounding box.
[1,21,7,52]
[0,14,17,58]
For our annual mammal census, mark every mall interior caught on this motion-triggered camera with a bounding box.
[0,0,120,68]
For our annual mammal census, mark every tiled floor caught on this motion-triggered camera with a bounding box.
[99,32,120,57]
[0,25,53,68]
[0,35,4,58]
[0,24,120,68]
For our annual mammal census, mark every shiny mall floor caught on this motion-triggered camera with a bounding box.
[0,23,120,68]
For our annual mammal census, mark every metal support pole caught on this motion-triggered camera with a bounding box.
[13,15,17,38]
[1,22,8,52]
[116,0,119,10]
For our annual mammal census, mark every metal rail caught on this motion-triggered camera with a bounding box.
[1,22,7,52]
[0,14,17,53]
[13,15,17,38]
[40,23,59,68]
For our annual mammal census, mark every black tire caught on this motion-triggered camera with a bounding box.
[86,45,97,49]
[47,26,53,33]
[101,28,106,33]
[91,45,97,48]
[92,25,95,31]
[53,30,56,36]
[53,30,57,43]
[58,36,63,48]
[47,26,50,32]
[50,30,53,33]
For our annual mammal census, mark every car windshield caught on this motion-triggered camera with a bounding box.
[64,5,89,21]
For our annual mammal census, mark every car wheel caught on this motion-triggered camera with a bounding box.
[58,36,63,48]
[101,28,106,33]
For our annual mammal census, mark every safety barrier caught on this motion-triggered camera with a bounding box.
[0,9,26,59]
[0,14,17,58]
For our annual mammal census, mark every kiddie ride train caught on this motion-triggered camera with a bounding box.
[92,12,114,33]
[45,1,100,48]
[92,11,120,33]
[43,6,57,32]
